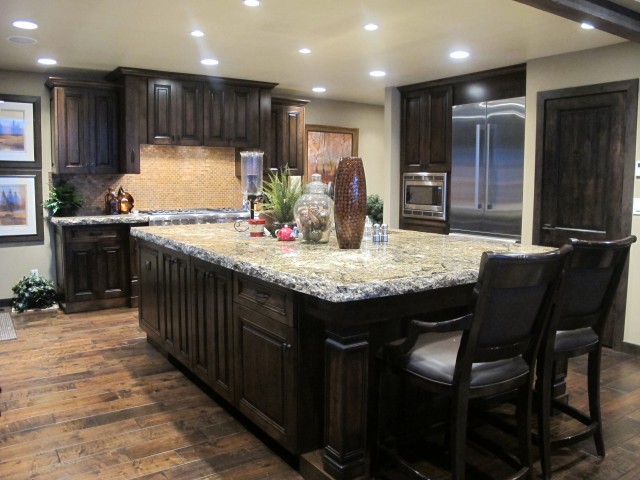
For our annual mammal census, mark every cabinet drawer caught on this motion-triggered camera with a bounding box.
[233,275,295,327]
[65,226,125,242]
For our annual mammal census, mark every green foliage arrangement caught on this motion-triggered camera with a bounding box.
[11,273,57,313]
[261,169,303,223]
[367,194,384,224]
[43,180,83,216]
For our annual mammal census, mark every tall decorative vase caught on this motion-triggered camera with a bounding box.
[333,157,367,249]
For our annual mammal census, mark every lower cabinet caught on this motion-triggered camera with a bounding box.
[55,224,133,313]
[136,239,301,451]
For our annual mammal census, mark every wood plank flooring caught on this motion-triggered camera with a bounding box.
[0,307,301,480]
[1,307,640,479]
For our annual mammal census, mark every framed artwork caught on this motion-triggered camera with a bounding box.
[0,170,43,243]
[0,94,41,169]
[306,124,359,183]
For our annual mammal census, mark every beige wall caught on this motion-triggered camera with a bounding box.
[0,70,56,298]
[304,98,385,200]
[523,41,640,346]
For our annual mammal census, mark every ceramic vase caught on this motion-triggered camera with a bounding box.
[333,157,367,249]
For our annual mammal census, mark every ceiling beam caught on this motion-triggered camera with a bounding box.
[513,0,640,42]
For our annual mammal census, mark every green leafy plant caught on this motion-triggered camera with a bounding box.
[43,180,83,216]
[367,194,384,224]
[11,273,57,313]
[261,169,303,223]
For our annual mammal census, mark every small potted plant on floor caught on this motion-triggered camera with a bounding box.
[43,179,83,217]
[11,272,58,319]
[260,169,303,236]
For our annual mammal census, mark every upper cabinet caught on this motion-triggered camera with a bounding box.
[148,78,204,146]
[399,85,452,173]
[204,82,259,148]
[47,79,120,174]
[268,98,308,176]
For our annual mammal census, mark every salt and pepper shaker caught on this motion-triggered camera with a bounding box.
[381,224,388,242]
[372,223,381,243]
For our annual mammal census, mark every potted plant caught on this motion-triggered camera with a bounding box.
[260,169,303,236]
[43,180,83,217]
[11,272,58,316]
[367,194,384,224]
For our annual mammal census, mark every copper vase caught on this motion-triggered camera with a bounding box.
[333,157,367,249]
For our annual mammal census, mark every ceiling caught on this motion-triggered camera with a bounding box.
[0,0,634,105]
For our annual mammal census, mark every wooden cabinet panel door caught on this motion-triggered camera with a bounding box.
[148,79,175,145]
[66,242,98,303]
[226,86,259,148]
[161,250,190,365]
[191,259,234,402]
[234,304,297,451]
[401,91,426,171]
[428,86,452,170]
[203,84,227,145]
[176,81,203,145]
[91,88,119,173]
[270,102,305,175]
[139,243,162,344]
[56,87,88,173]
[98,239,128,299]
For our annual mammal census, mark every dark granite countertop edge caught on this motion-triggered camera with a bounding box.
[49,214,150,226]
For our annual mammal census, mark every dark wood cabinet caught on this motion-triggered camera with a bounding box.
[160,248,191,365]
[204,83,259,148]
[399,85,452,172]
[191,257,234,402]
[54,224,132,313]
[139,241,162,344]
[148,78,203,146]
[269,98,308,176]
[48,79,119,174]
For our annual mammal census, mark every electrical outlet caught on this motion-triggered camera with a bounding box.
[30,268,38,276]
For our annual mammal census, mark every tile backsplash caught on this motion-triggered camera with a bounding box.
[52,145,243,215]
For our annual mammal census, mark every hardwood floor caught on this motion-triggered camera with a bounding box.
[0,307,301,480]
[1,307,640,479]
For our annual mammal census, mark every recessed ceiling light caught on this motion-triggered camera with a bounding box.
[449,50,470,60]
[312,87,326,93]
[201,58,219,66]
[299,48,311,54]
[7,36,37,45]
[369,70,386,77]
[37,58,57,65]
[364,23,379,31]
[12,20,38,30]
[190,30,205,37]
[581,22,595,30]
[244,0,260,6]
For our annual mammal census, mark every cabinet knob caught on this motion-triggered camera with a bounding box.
[283,343,292,350]
[130,150,135,164]
[255,291,270,302]
[144,260,152,270]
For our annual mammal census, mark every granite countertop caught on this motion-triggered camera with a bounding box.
[49,214,150,226]
[131,223,552,303]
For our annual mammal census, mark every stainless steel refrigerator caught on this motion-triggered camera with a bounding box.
[450,97,525,241]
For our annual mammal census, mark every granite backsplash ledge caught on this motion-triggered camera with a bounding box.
[49,145,243,215]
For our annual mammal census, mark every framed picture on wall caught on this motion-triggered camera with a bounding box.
[0,170,43,243]
[306,124,359,183]
[0,94,42,169]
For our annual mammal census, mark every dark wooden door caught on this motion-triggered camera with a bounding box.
[534,79,638,347]
[270,101,306,175]
[148,78,175,145]
[55,87,89,173]
[161,250,190,363]
[191,258,234,402]
[90,88,119,174]
[175,80,203,146]
[139,242,162,344]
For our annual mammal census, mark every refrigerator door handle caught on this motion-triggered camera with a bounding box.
[485,123,492,210]
[475,124,481,209]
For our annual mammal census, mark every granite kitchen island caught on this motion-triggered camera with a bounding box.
[131,223,550,479]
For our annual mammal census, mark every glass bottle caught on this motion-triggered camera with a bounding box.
[294,174,334,244]
[117,186,134,214]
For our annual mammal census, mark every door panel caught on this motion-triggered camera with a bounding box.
[534,80,638,347]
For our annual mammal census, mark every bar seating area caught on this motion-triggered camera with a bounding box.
[375,235,637,480]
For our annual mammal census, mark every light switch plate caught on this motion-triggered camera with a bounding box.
[636,161,640,178]
[634,198,640,215]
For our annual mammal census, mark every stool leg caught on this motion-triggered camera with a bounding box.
[588,348,605,457]
[537,357,553,480]
[450,393,468,480]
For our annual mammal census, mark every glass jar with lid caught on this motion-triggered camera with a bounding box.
[294,174,334,243]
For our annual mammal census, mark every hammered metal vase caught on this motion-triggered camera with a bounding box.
[333,156,367,249]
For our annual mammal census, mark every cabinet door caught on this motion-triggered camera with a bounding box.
[97,235,128,299]
[65,240,99,303]
[234,303,297,451]
[203,84,227,146]
[204,84,259,147]
[161,250,190,365]
[119,75,146,174]
[139,242,162,344]
[270,103,305,175]
[175,81,203,145]
[54,87,90,173]
[148,78,176,145]
[427,86,452,170]
[90,88,119,174]
[191,258,234,402]
[401,90,427,171]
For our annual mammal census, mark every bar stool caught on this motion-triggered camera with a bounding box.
[536,235,636,479]
[377,247,570,480]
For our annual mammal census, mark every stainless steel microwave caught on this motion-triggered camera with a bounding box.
[402,172,447,221]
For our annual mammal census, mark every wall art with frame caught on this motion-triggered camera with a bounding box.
[0,94,42,169]
[0,170,43,243]
[305,124,359,183]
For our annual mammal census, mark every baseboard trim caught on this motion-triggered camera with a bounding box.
[621,342,640,356]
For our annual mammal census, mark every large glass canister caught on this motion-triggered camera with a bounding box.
[294,173,334,243]
[240,151,264,198]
